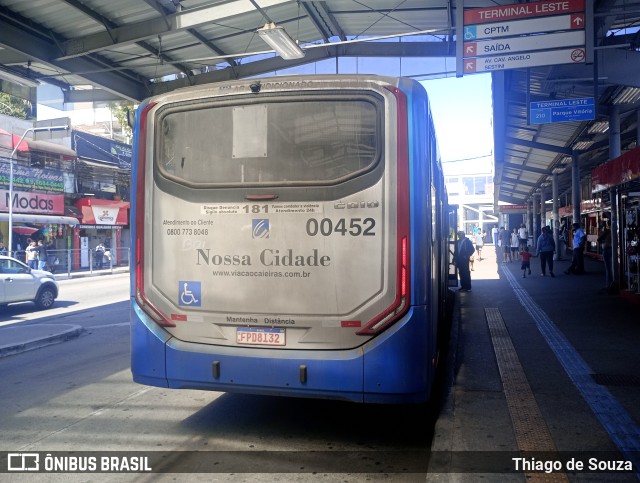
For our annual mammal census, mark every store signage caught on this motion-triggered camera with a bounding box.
[0,189,65,214]
[499,204,528,213]
[91,205,120,225]
[0,162,65,193]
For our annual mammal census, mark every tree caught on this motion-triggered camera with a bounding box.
[109,101,134,140]
[0,92,31,119]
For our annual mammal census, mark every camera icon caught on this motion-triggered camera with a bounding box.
[7,453,39,471]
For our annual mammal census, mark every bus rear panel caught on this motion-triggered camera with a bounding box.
[131,75,447,404]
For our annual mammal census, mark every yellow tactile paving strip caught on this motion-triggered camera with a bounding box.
[485,307,569,483]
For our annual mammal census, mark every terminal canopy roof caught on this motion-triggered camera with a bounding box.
[1,0,640,205]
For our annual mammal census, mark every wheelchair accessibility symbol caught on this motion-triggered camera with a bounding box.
[179,281,201,306]
[464,26,477,41]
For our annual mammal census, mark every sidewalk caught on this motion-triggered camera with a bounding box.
[53,264,130,280]
[429,245,640,480]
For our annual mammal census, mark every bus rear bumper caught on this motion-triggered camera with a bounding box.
[131,303,433,404]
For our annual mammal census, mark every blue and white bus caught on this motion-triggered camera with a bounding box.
[130,75,450,404]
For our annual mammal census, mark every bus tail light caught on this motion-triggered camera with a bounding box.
[133,102,175,328]
[357,85,410,335]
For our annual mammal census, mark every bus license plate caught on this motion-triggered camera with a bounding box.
[237,327,285,346]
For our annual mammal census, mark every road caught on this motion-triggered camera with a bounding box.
[0,274,436,481]
[0,273,131,326]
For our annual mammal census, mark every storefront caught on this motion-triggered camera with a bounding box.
[74,197,130,268]
[0,188,79,255]
[592,146,640,295]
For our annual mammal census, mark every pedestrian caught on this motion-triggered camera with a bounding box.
[536,226,556,277]
[565,222,586,274]
[597,220,613,288]
[510,228,520,262]
[518,224,528,251]
[25,240,38,269]
[37,240,48,270]
[455,230,475,292]
[499,227,510,263]
[475,231,484,261]
[95,242,106,269]
[520,245,532,277]
[0,241,6,256]
[491,225,498,246]
[558,221,567,260]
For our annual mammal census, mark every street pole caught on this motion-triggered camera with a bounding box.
[7,125,69,256]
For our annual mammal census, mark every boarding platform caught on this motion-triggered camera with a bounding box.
[430,245,640,482]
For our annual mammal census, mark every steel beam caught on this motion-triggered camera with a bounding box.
[57,0,292,60]
[0,15,147,101]
[505,136,573,156]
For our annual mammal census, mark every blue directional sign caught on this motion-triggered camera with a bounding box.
[530,97,595,124]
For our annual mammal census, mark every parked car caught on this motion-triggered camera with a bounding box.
[0,255,59,310]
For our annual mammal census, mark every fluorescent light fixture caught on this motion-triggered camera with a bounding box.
[573,140,594,150]
[612,87,640,105]
[588,121,609,134]
[0,66,40,88]
[257,23,305,60]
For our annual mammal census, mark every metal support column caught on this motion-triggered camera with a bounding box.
[552,173,560,260]
[610,187,619,287]
[571,151,581,224]
[540,185,547,229]
[610,106,621,289]
[532,193,539,250]
[526,199,532,246]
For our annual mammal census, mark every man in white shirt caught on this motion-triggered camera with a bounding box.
[565,222,586,274]
[518,224,527,251]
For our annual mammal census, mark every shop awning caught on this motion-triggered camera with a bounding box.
[12,135,77,158]
[0,213,79,224]
[592,146,640,191]
[75,197,130,225]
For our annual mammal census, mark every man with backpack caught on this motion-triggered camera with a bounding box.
[455,230,475,292]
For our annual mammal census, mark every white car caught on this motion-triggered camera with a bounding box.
[0,255,59,310]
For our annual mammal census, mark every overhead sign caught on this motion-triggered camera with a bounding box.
[464,0,585,24]
[530,97,595,124]
[463,14,584,41]
[464,48,586,74]
[464,31,584,57]
[458,0,587,75]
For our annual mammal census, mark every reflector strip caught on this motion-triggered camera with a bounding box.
[341,320,362,328]
[357,85,410,335]
[171,314,187,321]
[133,102,174,328]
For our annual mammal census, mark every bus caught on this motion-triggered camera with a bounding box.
[130,75,450,404]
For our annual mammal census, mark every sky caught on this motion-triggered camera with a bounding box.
[36,70,496,174]
[421,73,494,171]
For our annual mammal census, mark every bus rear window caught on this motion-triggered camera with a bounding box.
[156,98,381,186]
